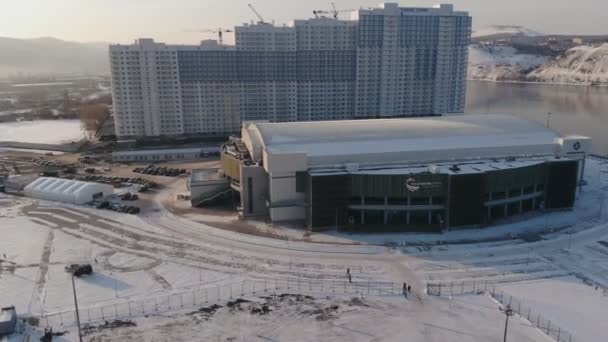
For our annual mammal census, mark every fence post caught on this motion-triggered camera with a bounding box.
[59,311,63,325]
[242,282,245,296]
[537,313,540,327]
[180,293,184,307]
[517,301,520,315]
[217,285,220,302]
[557,327,561,341]
[128,302,132,316]
[527,307,530,321]
[230,285,233,299]
[265,279,268,293]
[309,279,312,291]
[142,298,145,314]
[275,278,278,291]
[473,280,476,293]
[205,288,208,303]
[492,286,495,297]
[450,282,453,296]
[485,280,488,291]
[368,279,370,295]
[168,295,171,310]
[114,303,118,318]
[155,297,158,312]
[194,290,197,305]
[253,281,256,295]
[508,295,512,307]
[101,306,105,320]
[547,320,551,335]
[461,281,464,295]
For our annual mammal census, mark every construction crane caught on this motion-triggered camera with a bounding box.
[186,28,233,45]
[313,2,354,19]
[248,3,266,24]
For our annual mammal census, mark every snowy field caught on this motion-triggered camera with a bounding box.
[1,157,608,340]
[0,120,85,144]
[502,277,608,342]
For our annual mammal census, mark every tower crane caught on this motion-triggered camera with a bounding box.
[247,3,266,24]
[187,28,233,45]
[313,2,354,19]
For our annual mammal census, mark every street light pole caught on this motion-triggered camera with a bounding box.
[71,275,83,342]
[503,305,514,342]
[546,112,552,128]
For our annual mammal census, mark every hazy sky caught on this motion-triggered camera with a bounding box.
[1,0,607,44]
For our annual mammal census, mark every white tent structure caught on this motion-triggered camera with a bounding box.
[24,177,113,205]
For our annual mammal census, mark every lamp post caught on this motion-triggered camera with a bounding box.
[546,112,552,128]
[503,305,515,342]
[71,275,83,342]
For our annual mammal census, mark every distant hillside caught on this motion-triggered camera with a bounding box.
[0,37,109,78]
[527,44,608,84]
[472,25,542,38]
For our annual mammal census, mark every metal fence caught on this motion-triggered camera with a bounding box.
[491,288,575,342]
[37,277,400,328]
[427,281,576,342]
[426,279,492,296]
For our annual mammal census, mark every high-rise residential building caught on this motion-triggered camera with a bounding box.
[110,3,471,138]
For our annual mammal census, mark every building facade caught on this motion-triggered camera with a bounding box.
[110,3,471,138]
[217,114,591,232]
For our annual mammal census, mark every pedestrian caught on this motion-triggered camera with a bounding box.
[348,273,352,283]
[346,267,350,276]
[403,282,407,295]
[408,285,411,293]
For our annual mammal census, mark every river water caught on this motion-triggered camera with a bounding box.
[465,81,608,155]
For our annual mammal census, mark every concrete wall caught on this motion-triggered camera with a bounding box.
[240,165,269,217]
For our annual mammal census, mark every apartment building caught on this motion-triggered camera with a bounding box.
[109,3,471,138]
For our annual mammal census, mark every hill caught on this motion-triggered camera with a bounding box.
[0,37,109,78]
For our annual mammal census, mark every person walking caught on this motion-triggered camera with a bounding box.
[348,273,352,283]
[403,282,407,298]
[346,268,350,276]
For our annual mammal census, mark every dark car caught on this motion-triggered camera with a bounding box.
[96,201,110,209]
[64,264,93,277]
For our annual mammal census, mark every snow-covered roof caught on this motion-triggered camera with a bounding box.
[249,114,560,163]
[24,177,114,205]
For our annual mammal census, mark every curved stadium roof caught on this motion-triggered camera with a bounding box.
[250,114,560,159]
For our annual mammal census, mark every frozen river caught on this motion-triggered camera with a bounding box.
[466,81,608,155]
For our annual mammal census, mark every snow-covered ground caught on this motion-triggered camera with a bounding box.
[528,44,608,85]
[468,45,549,81]
[502,277,607,342]
[0,120,85,144]
[2,157,608,341]
[473,25,542,38]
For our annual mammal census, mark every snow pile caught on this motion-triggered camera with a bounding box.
[468,44,549,81]
[473,25,542,38]
[0,120,85,144]
[527,44,608,85]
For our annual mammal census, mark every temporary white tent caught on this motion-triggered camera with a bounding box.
[24,177,113,205]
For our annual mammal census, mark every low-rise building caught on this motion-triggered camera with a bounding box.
[218,114,591,232]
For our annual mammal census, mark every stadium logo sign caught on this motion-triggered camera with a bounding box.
[573,141,581,151]
[405,177,441,192]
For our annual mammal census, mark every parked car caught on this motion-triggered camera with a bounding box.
[64,264,93,277]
